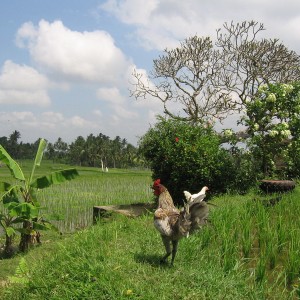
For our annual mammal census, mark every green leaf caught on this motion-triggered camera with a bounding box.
[28,138,47,185]
[1,185,20,203]
[8,258,30,285]
[11,217,26,224]
[30,168,79,189]
[34,138,47,167]
[5,226,16,237]
[33,220,58,232]
[0,219,7,228]
[9,203,38,219]
[16,228,36,235]
[0,145,25,181]
[0,181,12,192]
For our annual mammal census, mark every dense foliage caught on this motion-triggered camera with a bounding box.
[0,132,141,169]
[139,118,255,205]
[240,82,300,178]
[133,21,300,193]
[0,140,79,255]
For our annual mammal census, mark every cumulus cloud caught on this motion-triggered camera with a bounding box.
[0,60,50,106]
[0,110,100,142]
[100,0,300,52]
[4,1,298,146]
[0,111,35,122]
[96,86,138,119]
[16,19,132,84]
[41,111,64,122]
[67,115,97,128]
[97,86,125,105]
[100,0,158,25]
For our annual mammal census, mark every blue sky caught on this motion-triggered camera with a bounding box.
[1,0,300,146]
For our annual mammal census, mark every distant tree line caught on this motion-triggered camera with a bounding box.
[0,130,145,169]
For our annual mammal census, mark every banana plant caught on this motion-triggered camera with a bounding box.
[0,138,79,254]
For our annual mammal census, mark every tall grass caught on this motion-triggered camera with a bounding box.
[3,214,266,300]
[209,190,300,297]
[0,161,153,232]
[1,161,300,298]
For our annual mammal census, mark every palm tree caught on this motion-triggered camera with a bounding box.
[8,130,21,158]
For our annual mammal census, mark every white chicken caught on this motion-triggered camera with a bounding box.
[183,186,209,203]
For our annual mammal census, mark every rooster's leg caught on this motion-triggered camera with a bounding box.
[170,240,178,266]
[160,235,171,263]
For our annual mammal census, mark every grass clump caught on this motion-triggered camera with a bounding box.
[3,214,264,300]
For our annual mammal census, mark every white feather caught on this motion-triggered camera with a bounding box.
[183,191,192,202]
[184,186,208,203]
[154,218,172,236]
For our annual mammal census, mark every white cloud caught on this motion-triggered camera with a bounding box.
[3,1,299,146]
[0,111,35,122]
[98,0,300,139]
[100,0,218,49]
[41,111,64,122]
[113,105,138,119]
[0,110,100,142]
[0,60,50,106]
[67,115,97,128]
[93,109,102,117]
[100,0,159,25]
[129,66,163,110]
[16,19,132,84]
[96,86,138,120]
[100,0,300,53]
[97,86,125,105]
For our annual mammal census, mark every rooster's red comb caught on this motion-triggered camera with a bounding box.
[153,179,161,187]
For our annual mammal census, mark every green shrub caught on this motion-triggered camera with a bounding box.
[287,139,300,179]
[139,118,242,205]
[241,82,300,178]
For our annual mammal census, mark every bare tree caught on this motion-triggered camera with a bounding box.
[131,21,300,124]
[131,36,234,124]
[216,21,300,109]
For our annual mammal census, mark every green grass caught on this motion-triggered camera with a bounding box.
[2,214,265,300]
[0,160,153,232]
[1,161,300,299]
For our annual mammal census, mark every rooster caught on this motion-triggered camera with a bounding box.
[152,179,209,265]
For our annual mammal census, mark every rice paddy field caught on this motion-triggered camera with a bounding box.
[1,160,300,299]
[0,160,153,233]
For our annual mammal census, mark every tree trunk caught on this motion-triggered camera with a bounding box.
[19,221,32,252]
[4,234,14,257]
[101,159,104,172]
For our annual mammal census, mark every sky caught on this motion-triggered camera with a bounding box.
[1,0,300,146]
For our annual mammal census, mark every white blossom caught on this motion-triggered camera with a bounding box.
[266,93,276,103]
[223,129,233,137]
[253,123,259,131]
[281,84,294,94]
[281,130,291,138]
[269,130,278,137]
[258,84,268,93]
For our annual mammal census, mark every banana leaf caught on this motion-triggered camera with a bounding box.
[28,138,47,185]
[0,145,25,181]
[30,168,79,189]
